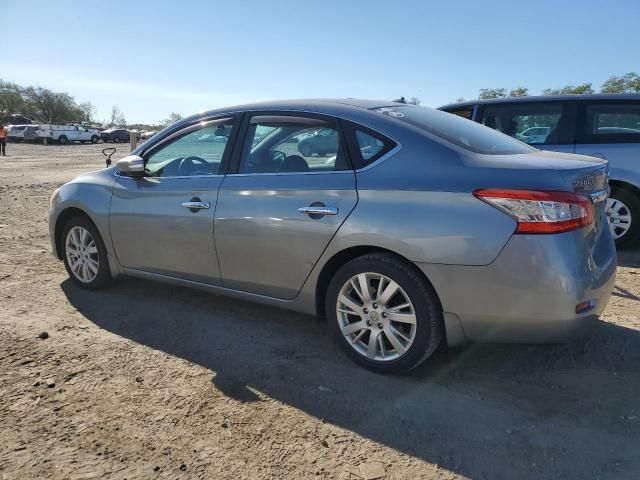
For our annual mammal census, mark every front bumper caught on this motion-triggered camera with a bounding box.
[418,231,617,345]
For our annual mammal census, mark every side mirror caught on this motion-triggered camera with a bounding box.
[116,155,145,177]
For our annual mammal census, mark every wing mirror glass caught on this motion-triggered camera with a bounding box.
[116,155,145,177]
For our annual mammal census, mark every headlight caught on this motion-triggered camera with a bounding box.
[49,188,60,208]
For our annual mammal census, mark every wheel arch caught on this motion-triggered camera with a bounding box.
[54,207,98,260]
[314,245,443,319]
[609,179,640,199]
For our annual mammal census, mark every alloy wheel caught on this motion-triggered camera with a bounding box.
[336,272,417,362]
[65,226,100,283]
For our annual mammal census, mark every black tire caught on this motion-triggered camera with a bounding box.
[61,216,112,290]
[58,135,68,145]
[113,137,119,143]
[91,135,99,144]
[610,187,640,248]
[325,253,443,374]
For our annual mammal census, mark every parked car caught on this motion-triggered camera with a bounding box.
[439,94,640,247]
[100,129,131,143]
[22,125,44,143]
[49,99,615,374]
[38,124,101,144]
[297,128,339,156]
[516,126,551,144]
[7,124,31,142]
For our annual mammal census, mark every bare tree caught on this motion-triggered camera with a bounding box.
[110,105,126,127]
[78,101,96,123]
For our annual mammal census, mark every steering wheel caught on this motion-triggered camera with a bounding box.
[178,156,208,175]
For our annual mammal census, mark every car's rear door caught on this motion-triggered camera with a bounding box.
[477,100,577,154]
[214,113,358,299]
[109,117,237,284]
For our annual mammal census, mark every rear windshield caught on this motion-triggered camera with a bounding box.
[374,106,535,155]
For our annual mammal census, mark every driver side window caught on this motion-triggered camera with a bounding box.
[145,120,234,177]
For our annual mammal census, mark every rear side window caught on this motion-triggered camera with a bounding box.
[480,102,576,145]
[376,106,533,155]
[579,102,640,144]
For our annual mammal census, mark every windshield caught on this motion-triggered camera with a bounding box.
[375,106,535,155]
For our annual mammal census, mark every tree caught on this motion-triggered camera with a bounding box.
[543,83,594,95]
[479,88,507,99]
[509,87,529,97]
[160,112,183,127]
[600,72,640,93]
[78,101,96,123]
[0,80,25,117]
[23,87,84,123]
[110,105,126,127]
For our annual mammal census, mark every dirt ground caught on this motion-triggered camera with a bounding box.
[1,142,639,480]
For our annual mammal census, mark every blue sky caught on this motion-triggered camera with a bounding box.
[3,0,639,124]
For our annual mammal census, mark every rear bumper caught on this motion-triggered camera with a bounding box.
[418,231,617,345]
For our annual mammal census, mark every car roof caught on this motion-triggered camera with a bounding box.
[439,93,640,110]
[179,98,403,123]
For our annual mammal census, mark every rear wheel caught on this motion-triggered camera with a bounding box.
[326,253,443,374]
[91,135,99,144]
[113,137,119,143]
[58,135,68,145]
[608,187,640,248]
[62,216,112,289]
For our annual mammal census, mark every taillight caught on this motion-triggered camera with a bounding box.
[474,189,594,234]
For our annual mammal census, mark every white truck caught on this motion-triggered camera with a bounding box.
[37,124,101,144]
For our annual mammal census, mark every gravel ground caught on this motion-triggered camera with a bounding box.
[1,142,639,480]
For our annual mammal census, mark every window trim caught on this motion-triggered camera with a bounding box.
[139,116,239,179]
[476,100,578,146]
[227,111,355,175]
[576,99,640,145]
[341,121,398,170]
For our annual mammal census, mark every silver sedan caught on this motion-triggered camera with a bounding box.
[49,99,616,373]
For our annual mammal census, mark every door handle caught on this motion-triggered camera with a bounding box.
[298,206,338,216]
[181,201,210,210]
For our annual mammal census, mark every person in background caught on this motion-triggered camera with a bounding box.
[0,125,7,156]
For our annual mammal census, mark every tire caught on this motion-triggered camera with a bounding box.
[91,135,99,144]
[61,216,112,290]
[113,137,119,143]
[608,187,640,248]
[58,135,68,145]
[325,253,443,374]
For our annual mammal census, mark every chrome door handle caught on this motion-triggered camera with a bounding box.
[298,206,338,216]
[181,201,210,210]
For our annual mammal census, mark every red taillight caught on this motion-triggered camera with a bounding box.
[474,189,594,234]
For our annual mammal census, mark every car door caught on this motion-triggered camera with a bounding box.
[214,113,358,299]
[574,99,640,168]
[478,101,577,154]
[109,117,237,284]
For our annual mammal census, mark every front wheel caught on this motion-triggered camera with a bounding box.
[326,253,443,374]
[607,187,640,248]
[58,135,68,145]
[62,216,112,289]
[113,137,119,143]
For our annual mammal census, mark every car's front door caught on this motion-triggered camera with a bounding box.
[214,114,358,299]
[109,117,237,284]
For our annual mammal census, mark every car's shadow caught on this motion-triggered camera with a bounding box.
[61,275,640,479]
